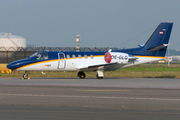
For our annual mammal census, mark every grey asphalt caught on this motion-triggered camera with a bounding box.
[1,77,180,89]
[1,105,180,120]
[0,77,180,120]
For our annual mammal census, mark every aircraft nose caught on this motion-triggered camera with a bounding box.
[6,64,10,69]
[7,62,19,70]
[7,63,13,70]
[6,58,31,70]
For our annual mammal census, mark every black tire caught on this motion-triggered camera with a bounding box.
[23,73,28,79]
[78,72,86,79]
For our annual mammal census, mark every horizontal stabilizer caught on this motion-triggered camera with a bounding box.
[128,56,138,62]
[147,44,168,51]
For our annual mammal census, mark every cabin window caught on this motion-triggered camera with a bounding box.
[90,54,94,59]
[84,54,88,59]
[41,52,48,60]
[72,54,76,59]
[78,54,81,59]
[66,54,70,59]
[59,54,65,60]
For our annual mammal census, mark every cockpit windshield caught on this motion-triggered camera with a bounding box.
[30,52,42,60]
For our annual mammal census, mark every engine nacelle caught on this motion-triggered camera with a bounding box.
[104,52,129,64]
[104,52,112,63]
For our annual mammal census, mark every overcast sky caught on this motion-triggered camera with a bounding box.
[0,0,179,49]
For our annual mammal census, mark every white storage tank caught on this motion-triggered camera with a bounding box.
[0,33,26,49]
[0,33,27,58]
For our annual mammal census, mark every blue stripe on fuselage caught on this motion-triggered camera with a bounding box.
[48,51,106,57]
[7,51,106,70]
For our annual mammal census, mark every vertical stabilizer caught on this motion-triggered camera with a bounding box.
[144,22,173,51]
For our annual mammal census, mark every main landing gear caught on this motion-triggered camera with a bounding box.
[96,70,104,79]
[22,71,30,79]
[78,71,86,79]
[96,74,103,79]
[77,70,104,79]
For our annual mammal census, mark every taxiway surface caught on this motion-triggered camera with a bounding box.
[0,77,180,120]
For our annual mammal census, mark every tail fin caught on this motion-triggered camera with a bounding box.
[143,22,173,57]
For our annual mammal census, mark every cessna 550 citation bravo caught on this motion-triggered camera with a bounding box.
[7,22,173,79]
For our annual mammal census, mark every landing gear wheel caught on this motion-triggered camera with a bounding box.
[78,71,86,79]
[96,74,103,79]
[23,73,28,79]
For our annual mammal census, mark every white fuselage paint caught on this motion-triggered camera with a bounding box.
[17,52,163,72]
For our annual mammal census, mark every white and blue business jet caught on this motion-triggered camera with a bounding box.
[7,22,173,79]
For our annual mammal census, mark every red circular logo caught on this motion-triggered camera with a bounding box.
[104,52,111,63]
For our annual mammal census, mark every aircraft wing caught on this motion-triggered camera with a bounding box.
[77,56,138,71]
[78,63,118,71]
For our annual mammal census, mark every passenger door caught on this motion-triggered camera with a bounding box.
[58,53,66,69]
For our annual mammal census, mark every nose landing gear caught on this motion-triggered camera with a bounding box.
[22,71,30,79]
